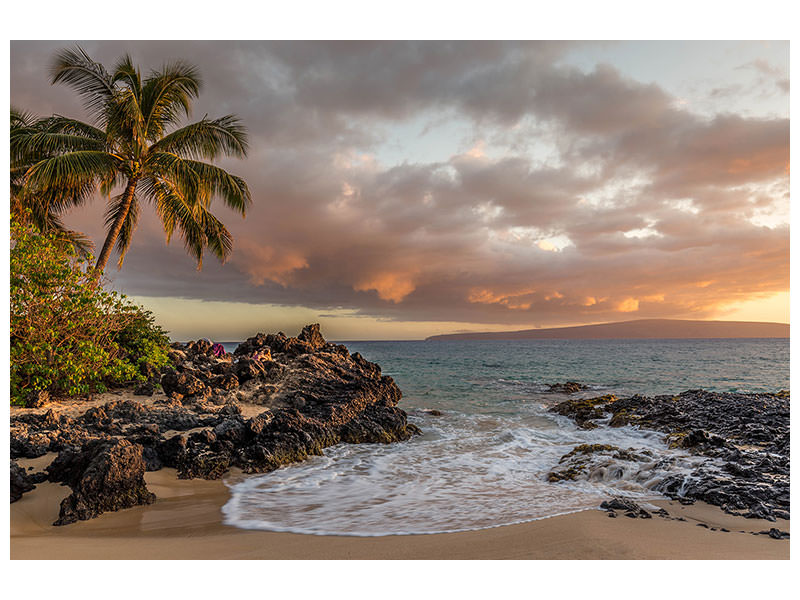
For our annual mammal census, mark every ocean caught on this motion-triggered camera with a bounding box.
[221,338,789,536]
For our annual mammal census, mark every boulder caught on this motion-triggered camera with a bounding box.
[161,371,206,397]
[235,358,265,383]
[210,372,240,391]
[298,323,326,350]
[48,439,155,525]
[600,497,652,519]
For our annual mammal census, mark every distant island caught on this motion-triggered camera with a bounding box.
[425,319,790,341]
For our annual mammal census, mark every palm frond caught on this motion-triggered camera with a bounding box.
[111,54,142,96]
[141,61,201,139]
[106,88,147,153]
[141,175,232,268]
[20,177,98,214]
[11,196,94,257]
[183,159,251,214]
[145,153,251,215]
[40,115,107,140]
[11,107,38,128]
[24,150,120,192]
[99,170,127,198]
[149,115,249,159]
[197,208,234,264]
[12,128,105,163]
[50,46,115,124]
[58,228,95,257]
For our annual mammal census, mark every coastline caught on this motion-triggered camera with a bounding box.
[11,467,789,560]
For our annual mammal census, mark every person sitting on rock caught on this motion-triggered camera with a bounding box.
[211,342,225,358]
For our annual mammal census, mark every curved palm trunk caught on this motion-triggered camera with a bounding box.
[93,177,138,278]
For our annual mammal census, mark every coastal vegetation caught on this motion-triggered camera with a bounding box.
[9,47,253,405]
[10,218,171,405]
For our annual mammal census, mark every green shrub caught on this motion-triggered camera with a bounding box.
[10,218,171,404]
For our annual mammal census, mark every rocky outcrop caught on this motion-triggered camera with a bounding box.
[549,390,790,521]
[47,439,156,525]
[167,330,419,479]
[10,324,418,524]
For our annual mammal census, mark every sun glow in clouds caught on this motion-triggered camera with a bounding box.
[12,40,787,338]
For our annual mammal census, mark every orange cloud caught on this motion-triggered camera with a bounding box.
[617,298,640,312]
[233,240,309,287]
[468,287,536,310]
[354,272,417,303]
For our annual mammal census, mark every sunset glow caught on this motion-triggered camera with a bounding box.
[10,41,789,340]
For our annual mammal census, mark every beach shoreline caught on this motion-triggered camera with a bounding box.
[10,467,789,560]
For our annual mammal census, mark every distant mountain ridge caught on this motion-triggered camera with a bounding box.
[425,319,789,341]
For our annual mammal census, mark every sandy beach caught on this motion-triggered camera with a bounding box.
[10,465,789,560]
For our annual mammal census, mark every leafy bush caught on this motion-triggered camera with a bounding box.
[10,218,170,404]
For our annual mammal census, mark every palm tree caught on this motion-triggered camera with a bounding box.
[15,46,251,275]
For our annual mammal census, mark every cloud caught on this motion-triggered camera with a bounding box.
[9,41,789,329]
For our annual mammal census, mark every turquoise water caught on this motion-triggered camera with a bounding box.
[222,338,789,536]
[345,338,789,411]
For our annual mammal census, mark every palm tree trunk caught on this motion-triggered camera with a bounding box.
[93,177,138,277]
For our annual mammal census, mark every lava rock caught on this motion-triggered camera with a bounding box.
[49,439,155,525]
[210,373,240,391]
[234,358,265,383]
[161,371,206,397]
[298,323,326,350]
[11,461,36,502]
[550,389,790,522]
[600,497,652,519]
[765,528,790,540]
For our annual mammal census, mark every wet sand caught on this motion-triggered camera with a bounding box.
[10,467,789,560]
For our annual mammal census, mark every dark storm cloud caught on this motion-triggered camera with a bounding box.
[10,41,789,326]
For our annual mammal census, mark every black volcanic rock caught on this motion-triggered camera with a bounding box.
[161,371,207,398]
[171,344,419,478]
[11,461,36,502]
[298,323,326,350]
[48,439,155,525]
[550,390,790,522]
[600,497,652,519]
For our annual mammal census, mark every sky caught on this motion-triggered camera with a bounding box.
[9,40,790,340]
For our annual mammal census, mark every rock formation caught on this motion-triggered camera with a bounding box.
[10,324,419,524]
[549,390,790,521]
